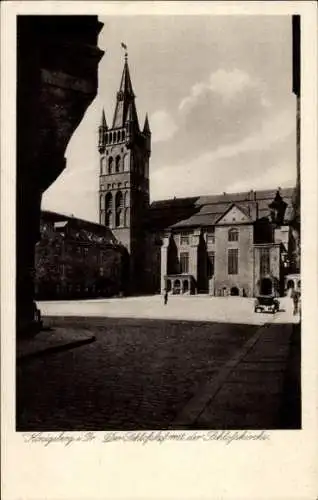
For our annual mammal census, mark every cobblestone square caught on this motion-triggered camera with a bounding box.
[17,317,258,431]
[17,302,300,431]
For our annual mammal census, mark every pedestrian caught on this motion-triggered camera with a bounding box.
[164,289,168,305]
[291,288,299,315]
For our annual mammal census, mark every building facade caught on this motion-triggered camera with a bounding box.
[97,57,295,298]
[35,211,127,299]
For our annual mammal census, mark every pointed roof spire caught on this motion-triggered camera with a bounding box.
[112,52,139,129]
[118,55,134,97]
[143,113,151,135]
[100,109,107,129]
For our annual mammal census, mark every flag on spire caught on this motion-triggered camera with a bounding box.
[121,42,127,50]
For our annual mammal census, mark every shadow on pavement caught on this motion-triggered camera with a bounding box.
[16,317,301,432]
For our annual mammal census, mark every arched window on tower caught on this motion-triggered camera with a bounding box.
[115,155,121,173]
[108,157,113,174]
[115,191,124,227]
[105,192,112,227]
[117,131,121,142]
[122,130,125,141]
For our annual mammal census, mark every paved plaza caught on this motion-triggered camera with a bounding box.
[17,296,300,431]
[37,295,298,325]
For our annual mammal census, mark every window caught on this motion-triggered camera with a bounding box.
[105,192,112,210]
[108,156,113,174]
[180,252,189,273]
[115,191,124,227]
[228,228,239,242]
[206,227,215,244]
[260,247,270,276]
[228,249,238,275]
[115,155,121,173]
[106,211,112,227]
[180,231,192,245]
[207,251,215,278]
[105,192,112,227]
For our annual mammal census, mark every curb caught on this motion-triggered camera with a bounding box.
[17,335,96,365]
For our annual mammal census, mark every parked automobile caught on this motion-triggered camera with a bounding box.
[254,295,280,314]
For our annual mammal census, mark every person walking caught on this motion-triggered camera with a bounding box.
[164,289,168,305]
[291,288,299,315]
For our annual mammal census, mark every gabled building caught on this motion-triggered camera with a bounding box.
[97,56,296,298]
[158,189,293,297]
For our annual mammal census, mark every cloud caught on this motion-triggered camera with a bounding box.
[179,69,268,112]
[207,108,295,161]
[150,109,295,200]
[150,110,178,143]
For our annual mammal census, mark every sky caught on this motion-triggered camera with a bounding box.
[42,15,296,223]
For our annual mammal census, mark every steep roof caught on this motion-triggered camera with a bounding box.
[148,187,294,230]
[112,57,139,129]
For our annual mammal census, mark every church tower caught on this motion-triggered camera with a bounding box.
[98,53,151,291]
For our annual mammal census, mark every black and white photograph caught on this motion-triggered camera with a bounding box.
[15,11,301,432]
[1,1,317,499]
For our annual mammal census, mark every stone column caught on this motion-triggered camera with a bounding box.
[17,16,104,336]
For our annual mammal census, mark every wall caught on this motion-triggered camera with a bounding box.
[214,224,254,296]
[17,16,103,335]
[254,243,282,296]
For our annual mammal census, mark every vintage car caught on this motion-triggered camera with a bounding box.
[254,295,280,314]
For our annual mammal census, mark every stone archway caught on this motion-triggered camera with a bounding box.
[183,280,189,294]
[230,286,239,296]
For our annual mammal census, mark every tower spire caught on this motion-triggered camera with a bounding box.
[112,51,139,129]
[100,108,107,129]
[143,113,151,135]
[98,108,107,152]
